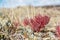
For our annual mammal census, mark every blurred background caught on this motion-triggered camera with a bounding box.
[0,0,60,8]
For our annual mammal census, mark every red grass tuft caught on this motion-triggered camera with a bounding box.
[56,25,60,37]
[29,14,50,32]
[41,15,50,25]
[23,14,50,32]
[29,18,41,32]
[23,18,29,26]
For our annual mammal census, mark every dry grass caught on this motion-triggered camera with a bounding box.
[0,6,60,26]
[0,6,60,40]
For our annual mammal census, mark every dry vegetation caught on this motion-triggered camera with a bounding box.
[0,6,60,40]
[0,6,60,24]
